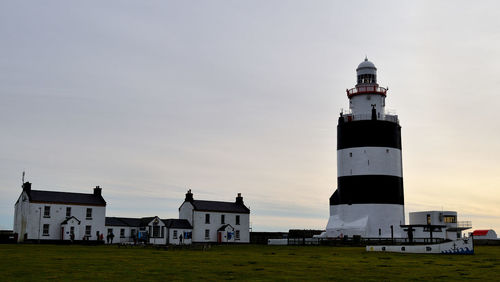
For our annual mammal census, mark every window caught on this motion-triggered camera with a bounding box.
[43,206,50,218]
[120,229,125,238]
[379,228,381,236]
[161,226,165,238]
[70,226,75,234]
[131,229,136,237]
[426,214,431,225]
[107,228,113,235]
[349,152,352,157]
[153,226,160,238]
[173,230,178,239]
[221,214,225,224]
[205,229,210,239]
[444,216,457,223]
[205,214,210,224]
[66,207,71,218]
[236,215,240,225]
[86,208,92,219]
[85,225,91,236]
[43,224,49,236]
[235,230,240,240]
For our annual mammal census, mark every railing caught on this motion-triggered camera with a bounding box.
[457,221,472,229]
[341,113,399,124]
[285,237,447,246]
[347,86,387,97]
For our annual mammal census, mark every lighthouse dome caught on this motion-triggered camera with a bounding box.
[356,57,377,84]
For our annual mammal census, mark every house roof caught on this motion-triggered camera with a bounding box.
[188,200,250,213]
[472,230,490,236]
[162,219,192,229]
[105,217,144,227]
[27,190,106,206]
[105,217,192,229]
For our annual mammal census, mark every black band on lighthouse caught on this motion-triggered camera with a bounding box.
[330,175,404,205]
[337,120,402,150]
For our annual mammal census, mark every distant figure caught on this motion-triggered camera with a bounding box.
[70,231,75,243]
[179,233,183,245]
[106,233,110,244]
[100,233,104,241]
[110,232,115,244]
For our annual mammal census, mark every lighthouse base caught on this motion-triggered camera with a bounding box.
[326,204,405,238]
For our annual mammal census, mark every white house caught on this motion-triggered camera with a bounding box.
[105,216,192,245]
[13,182,106,242]
[402,211,472,241]
[179,190,250,243]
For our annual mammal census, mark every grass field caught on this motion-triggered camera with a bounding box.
[0,244,499,280]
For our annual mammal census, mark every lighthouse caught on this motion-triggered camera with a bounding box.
[326,58,405,238]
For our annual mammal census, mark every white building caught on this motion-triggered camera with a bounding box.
[402,211,472,241]
[13,182,106,242]
[326,58,405,238]
[105,216,192,245]
[179,190,250,243]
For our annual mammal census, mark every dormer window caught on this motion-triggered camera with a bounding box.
[66,207,71,218]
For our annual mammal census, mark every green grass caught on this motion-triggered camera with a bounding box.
[0,244,499,280]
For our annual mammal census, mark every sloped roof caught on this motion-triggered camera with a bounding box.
[162,219,192,229]
[105,217,160,227]
[472,230,490,236]
[27,190,106,206]
[189,200,250,213]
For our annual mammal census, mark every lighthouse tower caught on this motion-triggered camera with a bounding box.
[326,58,405,238]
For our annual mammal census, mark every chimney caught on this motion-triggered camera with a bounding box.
[93,186,102,196]
[236,193,243,205]
[185,189,193,202]
[22,182,31,193]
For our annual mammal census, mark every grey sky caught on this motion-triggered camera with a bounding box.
[1,1,499,232]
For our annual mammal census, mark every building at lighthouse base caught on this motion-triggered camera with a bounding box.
[326,204,405,238]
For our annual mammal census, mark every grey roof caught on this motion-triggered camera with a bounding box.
[162,219,192,229]
[189,200,250,213]
[27,190,106,206]
[105,217,160,227]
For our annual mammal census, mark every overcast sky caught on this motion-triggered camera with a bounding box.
[1,1,499,232]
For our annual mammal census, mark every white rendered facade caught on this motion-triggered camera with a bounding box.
[179,191,250,243]
[408,211,471,240]
[13,183,106,242]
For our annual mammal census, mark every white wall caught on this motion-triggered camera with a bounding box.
[191,211,249,243]
[105,226,137,244]
[338,147,402,177]
[327,204,405,238]
[179,202,194,225]
[13,192,30,242]
[167,228,192,245]
[14,197,106,241]
[350,94,385,116]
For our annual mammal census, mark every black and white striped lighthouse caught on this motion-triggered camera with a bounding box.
[325,58,405,238]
